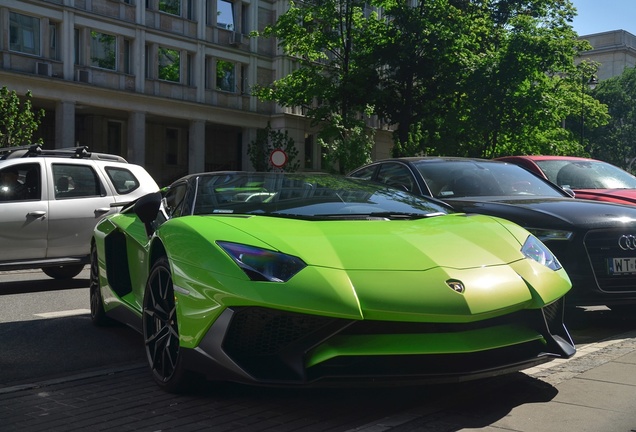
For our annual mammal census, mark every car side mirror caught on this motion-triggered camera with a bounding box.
[133,191,162,236]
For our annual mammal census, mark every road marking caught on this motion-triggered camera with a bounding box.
[34,309,90,318]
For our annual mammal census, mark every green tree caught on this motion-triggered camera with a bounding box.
[247,123,300,172]
[371,0,477,156]
[256,0,610,164]
[0,87,44,147]
[253,0,379,173]
[587,66,636,170]
[376,0,609,158]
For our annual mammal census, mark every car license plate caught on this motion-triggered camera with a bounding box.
[608,257,636,275]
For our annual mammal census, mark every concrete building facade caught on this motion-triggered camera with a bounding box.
[579,30,636,81]
[1,0,392,185]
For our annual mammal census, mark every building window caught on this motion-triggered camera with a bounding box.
[241,3,248,33]
[158,47,180,82]
[165,128,179,165]
[240,64,248,94]
[90,31,116,70]
[187,53,194,86]
[216,60,235,92]
[9,12,40,55]
[49,23,59,60]
[145,44,150,78]
[159,0,181,16]
[217,0,234,30]
[74,28,80,65]
[123,39,131,74]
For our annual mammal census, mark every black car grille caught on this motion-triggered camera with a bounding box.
[222,303,567,383]
[585,229,636,293]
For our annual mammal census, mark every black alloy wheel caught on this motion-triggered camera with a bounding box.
[143,257,192,393]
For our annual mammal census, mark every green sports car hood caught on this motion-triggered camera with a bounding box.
[204,213,525,271]
[161,212,569,320]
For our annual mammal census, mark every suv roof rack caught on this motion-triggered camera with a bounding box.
[0,144,127,162]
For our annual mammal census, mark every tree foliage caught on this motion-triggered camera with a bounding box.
[587,67,636,170]
[254,0,378,173]
[255,0,610,165]
[0,87,44,147]
[377,0,609,158]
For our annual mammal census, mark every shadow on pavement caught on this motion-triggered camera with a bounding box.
[0,276,89,295]
[0,315,144,387]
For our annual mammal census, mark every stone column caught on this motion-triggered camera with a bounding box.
[127,111,146,166]
[55,101,75,149]
[62,10,75,80]
[189,120,206,174]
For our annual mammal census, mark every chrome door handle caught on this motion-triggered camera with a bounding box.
[27,211,46,218]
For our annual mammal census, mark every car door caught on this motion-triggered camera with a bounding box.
[46,162,116,258]
[0,161,49,261]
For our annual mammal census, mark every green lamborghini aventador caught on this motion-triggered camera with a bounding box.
[90,172,575,392]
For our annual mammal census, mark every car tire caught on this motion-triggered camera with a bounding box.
[89,243,113,327]
[42,264,85,279]
[143,257,194,393]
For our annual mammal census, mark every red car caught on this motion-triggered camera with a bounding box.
[496,155,636,205]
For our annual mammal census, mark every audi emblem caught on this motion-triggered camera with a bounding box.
[618,235,636,250]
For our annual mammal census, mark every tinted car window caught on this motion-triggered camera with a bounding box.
[413,161,566,198]
[106,167,140,194]
[348,165,376,180]
[53,163,102,199]
[377,163,416,193]
[0,163,40,201]
[164,183,188,218]
[536,160,636,189]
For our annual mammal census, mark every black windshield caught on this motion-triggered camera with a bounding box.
[191,173,450,219]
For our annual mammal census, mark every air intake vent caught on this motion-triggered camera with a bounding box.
[35,62,52,76]
[76,69,91,83]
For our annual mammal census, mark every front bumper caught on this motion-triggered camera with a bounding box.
[182,300,575,386]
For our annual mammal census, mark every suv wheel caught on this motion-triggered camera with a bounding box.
[42,264,85,279]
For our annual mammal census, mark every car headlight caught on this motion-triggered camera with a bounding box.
[526,228,573,242]
[217,241,307,282]
[521,235,562,271]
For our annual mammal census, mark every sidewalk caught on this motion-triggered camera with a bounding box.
[351,329,636,432]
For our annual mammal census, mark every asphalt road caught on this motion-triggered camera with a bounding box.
[0,268,145,387]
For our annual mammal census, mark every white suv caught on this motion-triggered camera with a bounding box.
[0,145,159,279]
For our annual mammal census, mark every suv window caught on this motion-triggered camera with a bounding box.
[53,163,103,199]
[0,163,41,201]
[106,167,140,195]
